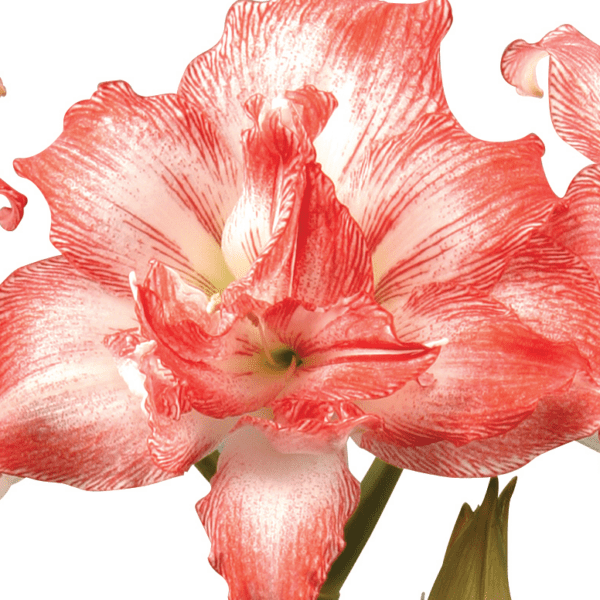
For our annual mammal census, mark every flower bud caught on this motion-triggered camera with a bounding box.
[427,477,517,600]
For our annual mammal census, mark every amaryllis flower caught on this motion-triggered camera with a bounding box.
[2,0,600,598]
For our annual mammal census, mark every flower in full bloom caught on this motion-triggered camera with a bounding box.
[2,0,600,598]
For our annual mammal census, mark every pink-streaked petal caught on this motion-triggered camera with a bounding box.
[493,234,600,372]
[135,262,291,418]
[502,25,600,162]
[264,297,438,404]
[105,329,237,474]
[358,284,588,447]
[252,400,382,454]
[358,371,600,477]
[0,179,27,232]
[546,164,600,281]
[179,0,451,182]
[197,424,360,600]
[14,81,239,297]
[222,87,374,311]
[0,258,173,490]
[337,112,556,306]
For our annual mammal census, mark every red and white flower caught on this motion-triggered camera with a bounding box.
[2,0,600,598]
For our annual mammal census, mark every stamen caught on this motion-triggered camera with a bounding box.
[129,271,139,301]
[256,316,277,367]
[206,292,221,314]
[423,337,449,349]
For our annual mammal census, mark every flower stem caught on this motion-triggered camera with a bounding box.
[318,458,403,600]
[194,449,220,482]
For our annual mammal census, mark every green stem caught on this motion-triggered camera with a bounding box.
[194,452,402,600]
[194,449,220,482]
[318,458,403,600]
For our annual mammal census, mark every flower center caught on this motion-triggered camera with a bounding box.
[270,347,302,370]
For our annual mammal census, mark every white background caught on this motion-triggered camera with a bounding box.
[0,0,599,598]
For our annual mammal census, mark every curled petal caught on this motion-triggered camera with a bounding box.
[0,258,172,489]
[197,423,360,600]
[0,179,27,232]
[358,372,600,477]
[135,262,291,418]
[15,81,238,296]
[105,330,237,474]
[338,113,556,305]
[358,284,589,447]
[502,25,600,162]
[179,0,452,181]
[222,86,374,311]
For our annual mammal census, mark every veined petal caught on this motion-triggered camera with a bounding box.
[502,25,600,162]
[222,86,374,311]
[264,297,437,404]
[135,262,292,418]
[0,258,172,490]
[357,284,588,447]
[337,112,556,306]
[358,371,600,477]
[197,423,360,600]
[546,164,600,282]
[104,329,237,474]
[493,234,600,373]
[14,81,239,297]
[0,179,27,232]
[179,0,452,182]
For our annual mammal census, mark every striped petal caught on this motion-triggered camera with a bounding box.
[14,81,239,297]
[358,371,600,477]
[179,0,452,183]
[546,164,600,282]
[0,258,172,489]
[502,25,600,162]
[493,234,600,373]
[221,86,374,312]
[197,422,360,600]
[357,284,588,448]
[336,113,556,309]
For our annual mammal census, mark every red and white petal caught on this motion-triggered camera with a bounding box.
[197,423,360,600]
[0,179,27,232]
[502,25,600,162]
[358,285,588,447]
[357,371,600,477]
[104,326,237,474]
[222,88,374,311]
[179,0,452,182]
[546,164,600,281]
[146,407,236,475]
[135,262,291,418]
[264,297,437,404]
[338,112,556,306]
[0,258,172,490]
[493,234,600,372]
[14,81,239,297]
